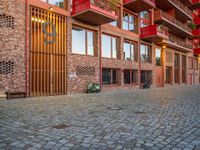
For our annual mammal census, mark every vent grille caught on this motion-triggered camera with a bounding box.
[0,61,14,75]
[0,14,15,29]
[76,66,95,76]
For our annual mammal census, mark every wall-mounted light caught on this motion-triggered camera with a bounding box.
[31,17,45,23]
[49,7,53,11]
[162,45,166,49]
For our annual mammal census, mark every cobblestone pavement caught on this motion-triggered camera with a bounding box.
[0,85,200,150]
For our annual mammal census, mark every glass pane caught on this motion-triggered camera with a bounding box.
[131,44,134,61]
[87,31,94,56]
[123,21,129,30]
[112,70,117,84]
[110,21,117,27]
[124,42,130,60]
[129,15,134,23]
[129,23,134,32]
[140,44,146,61]
[123,13,129,21]
[124,70,130,84]
[72,27,86,55]
[48,0,64,7]
[112,38,117,58]
[102,69,111,85]
[156,48,161,66]
[102,35,111,58]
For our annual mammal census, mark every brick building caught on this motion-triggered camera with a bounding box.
[0,0,200,97]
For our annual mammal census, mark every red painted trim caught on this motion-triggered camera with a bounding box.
[29,0,70,16]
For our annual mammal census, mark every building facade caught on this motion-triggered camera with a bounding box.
[0,0,200,97]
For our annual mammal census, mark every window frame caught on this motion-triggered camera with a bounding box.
[140,44,152,63]
[102,34,118,59]
[123,11,137,33]
[72,26,95,56]
[102,68,120,85]
[123,40,137,61]
[124,69,138,85]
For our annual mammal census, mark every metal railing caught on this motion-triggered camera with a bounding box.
[168,34,193,49]
[72,0,118,16]
[154,10,192,33]
[169,0,192,17]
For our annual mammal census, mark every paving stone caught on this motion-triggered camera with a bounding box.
[0,85,200,149]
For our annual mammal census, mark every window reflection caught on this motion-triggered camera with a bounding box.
[140,44,151,62]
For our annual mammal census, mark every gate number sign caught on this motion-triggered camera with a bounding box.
[42,22,56,44]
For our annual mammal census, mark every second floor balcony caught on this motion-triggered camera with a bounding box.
[157,34,193,52]
[193,28,200,37]
[190,0,200,10]
[72,0,119,25]
[140,24,169,42]
[123,0,155,13]
[193,16,200,25]
[155,0,192,21]
[154,10,192,38]
[194,48,200,55]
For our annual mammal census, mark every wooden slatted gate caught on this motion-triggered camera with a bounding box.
[30,7,67,96]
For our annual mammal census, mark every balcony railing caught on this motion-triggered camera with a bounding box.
[169,0,192,17]
[168,34,193,49]
[193,28,200,36]
[72,0,118,25]
[194,48,200,55]
[154,10,192,34]
[193,0,200,4]
[141,24,169,41]
[123,0,155,12]
[72,0,118,16]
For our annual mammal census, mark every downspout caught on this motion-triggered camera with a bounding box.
[25,0,28,96]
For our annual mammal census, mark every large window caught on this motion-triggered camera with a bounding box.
[102,34,118,58]
[123,12,137,33]
[124,70,138,84]
[141,70,152,83]
[102,68,119,85]
[72,27,94,56]
[40,0,65,8]
[140,44,151,63]
[123,41,137,61]
[156,48,161,66]
[140,11,151,27]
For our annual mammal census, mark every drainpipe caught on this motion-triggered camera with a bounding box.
[25,0,28,96]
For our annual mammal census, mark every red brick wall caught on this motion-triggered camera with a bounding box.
[0,0,26,93]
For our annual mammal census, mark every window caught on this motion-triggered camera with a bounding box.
[124,70,138,84]
[40,0,65,8]
[102,34,118,58]
[156,48,161,66]
[141,70,152,83]
[123,12,137,33]
[194,58,198,70]
[123,41,137,61]
[188,57,193,69]
[72,27,94,56]
[140,44,151,63]
[140,11,151,27]
[102,68,119,85]
[166,51,173,63]
[182,55,186,83]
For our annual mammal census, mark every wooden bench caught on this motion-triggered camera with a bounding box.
[6,92,26,99]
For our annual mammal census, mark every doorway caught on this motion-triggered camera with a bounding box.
[30,7,67,96]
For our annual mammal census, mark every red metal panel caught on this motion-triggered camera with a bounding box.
[194,48,200,55]
[194,17,200,25]
[193,0,200,4]
[193,29,200,36]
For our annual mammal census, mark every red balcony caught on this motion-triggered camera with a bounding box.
[190,0,200,10]
[123,0,155,13]
[157,34,193,52]
[194,48,200,55]
[155,0,192,21]
[193,17,200,25]
[193,28,200,37]
[72,0,118,25]
[140,25,169,42]
[154,10,192,38]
